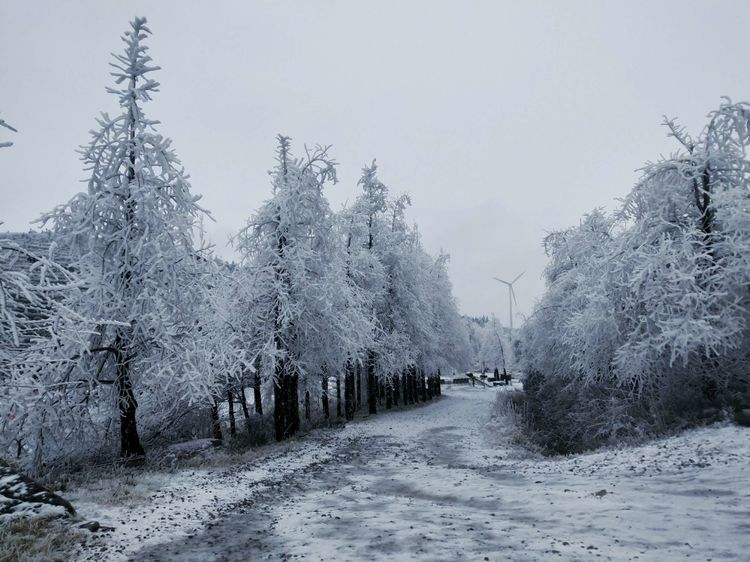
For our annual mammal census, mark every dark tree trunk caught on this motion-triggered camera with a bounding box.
[274,364,301,442]
[273,360,287,441]
[367,350,377,415]
[114,335,144,459]
[304,390,311,421]
[290,371,300,434]
[336,375,342,417]
[238,386,250,420]
[393,375,400,406]
[117,104,145,461]
[437,369,442,396]
[272,375,284,441]
[254,371,263,416]
[321,374,330,419]
[402,371,409,405]
[228,388,236,436]
[345,360,356,420]
[426,374,433,400]
[386,380,392,409]
[421,369,427,402]
[356,361,362,411]
[211,400,223,442]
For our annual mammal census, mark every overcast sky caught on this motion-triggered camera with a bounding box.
[2,0,749,325]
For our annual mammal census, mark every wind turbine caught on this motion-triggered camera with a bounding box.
[493,271,524,333]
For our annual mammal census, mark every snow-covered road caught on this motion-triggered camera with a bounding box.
[76,385,750,561]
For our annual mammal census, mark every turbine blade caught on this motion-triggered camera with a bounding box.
[511,286,518,306]
[512,271,525,284]
[0,119,17,133]
[493,277,510,285]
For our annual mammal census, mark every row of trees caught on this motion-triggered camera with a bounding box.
[465,315,512,376]
[0,18,470,475]
[518,99,750,453]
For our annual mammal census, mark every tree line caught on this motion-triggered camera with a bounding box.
[0,18,471,476]
[517,99,750,453]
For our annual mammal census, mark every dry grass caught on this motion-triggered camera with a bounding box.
[485,388,544,457]
[0,516,91,562]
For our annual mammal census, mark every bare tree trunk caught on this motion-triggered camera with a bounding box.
[273,361,287,441]
[367,350,377,415]
[273,365,300,440]
[412,367,419,403]
[356,361,362,411]
[345,359,356,420]
[336,375,342,417]
[386,380,392,409]
[228,388,236,436]
[421,369,427,402]
[393,375,400,407]
[321,373,329,419]
[290,371,300,434]
[436,369,442,396]
[239,386,250,420]
[254,371,263,416]
[304,390,311,421]
[211,400,223,443]
[114,333,144,459]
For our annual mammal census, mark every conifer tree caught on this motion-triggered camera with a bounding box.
[41,18,211,459]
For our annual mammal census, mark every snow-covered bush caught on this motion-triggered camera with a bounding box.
[518,100,750,453]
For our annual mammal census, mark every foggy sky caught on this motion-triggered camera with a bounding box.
[2,0,749,327]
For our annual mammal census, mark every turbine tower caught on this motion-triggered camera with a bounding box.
[493,271,524,333]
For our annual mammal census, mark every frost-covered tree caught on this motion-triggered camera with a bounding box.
[347,162,390,414]
[416,250,470,394]
[345,162,471,409]
[1,122,94,472]
[610,101,750,396]
[40,18,211,459]
[191,260,252,441]
[237,137,372,441]
[519,100,750,453]
[476,315,508,376]
[0,236,93,474]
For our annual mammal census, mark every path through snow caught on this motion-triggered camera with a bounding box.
[75,385,750,561]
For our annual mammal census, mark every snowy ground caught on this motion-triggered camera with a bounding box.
[72,385,750,561]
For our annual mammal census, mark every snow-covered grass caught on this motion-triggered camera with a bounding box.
[65,385,749,561]
[0,516,87,562]
[67,430,342,561]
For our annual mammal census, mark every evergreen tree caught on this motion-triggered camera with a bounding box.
[41,18,211,459]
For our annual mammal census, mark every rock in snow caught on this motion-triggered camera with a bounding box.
[0,459,75,517]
